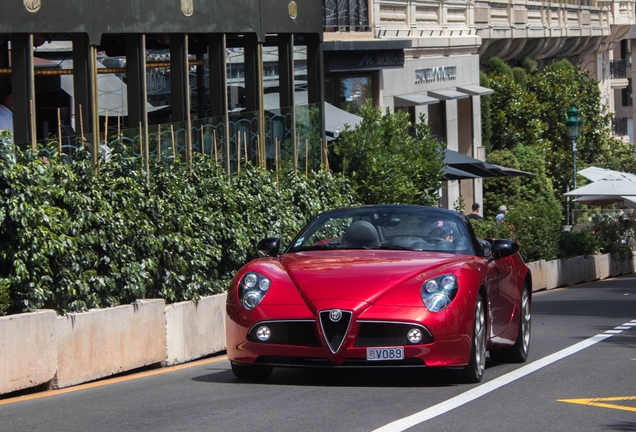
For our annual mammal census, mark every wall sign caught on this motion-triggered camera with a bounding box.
[324,50,404,72]
[415,66,457,84]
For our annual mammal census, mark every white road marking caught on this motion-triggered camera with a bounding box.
[373,331,623,432]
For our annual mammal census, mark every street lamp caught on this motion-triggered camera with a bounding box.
[566,105,583,225]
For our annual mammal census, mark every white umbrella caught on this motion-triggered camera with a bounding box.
[564,174,636,196]
[578,166,636,182]
[574,195,636,205]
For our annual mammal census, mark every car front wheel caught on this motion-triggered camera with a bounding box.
[459,293,486,383]
[231,362,273,380]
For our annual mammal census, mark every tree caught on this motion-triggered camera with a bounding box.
[330,104,445,206]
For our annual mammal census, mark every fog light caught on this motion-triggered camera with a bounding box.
[256,326,271,341]
[407,328,423,344]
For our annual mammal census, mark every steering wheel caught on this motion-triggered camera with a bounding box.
[426,237,448,244]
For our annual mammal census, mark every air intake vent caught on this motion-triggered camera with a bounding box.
[319,309,352,353]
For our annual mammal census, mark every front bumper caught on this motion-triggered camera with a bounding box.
[226,304,474,368]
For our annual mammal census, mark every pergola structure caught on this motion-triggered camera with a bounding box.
[0,0,325,169]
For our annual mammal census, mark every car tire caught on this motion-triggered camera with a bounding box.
[489,282,531,364]
[459,293,486,384]
[230,362,273,380]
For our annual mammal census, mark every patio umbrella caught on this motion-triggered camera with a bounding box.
[444,149,535,178]
[564,174,636,197]
[442,166,481,180]
[573,195,636,206]
[578,166,636,182]
[443,150,502,178]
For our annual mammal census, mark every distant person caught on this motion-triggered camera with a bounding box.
[496,205,507,223]
[0,85,12,134]
[466,203,483,220]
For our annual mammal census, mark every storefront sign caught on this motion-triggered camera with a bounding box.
[324,50,405,72]
[415,66,457,84]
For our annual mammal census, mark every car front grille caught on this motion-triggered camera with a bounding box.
[247,320,320,346]
[255,355,425,368]
[319,310,353,353]
[354,322,434,347]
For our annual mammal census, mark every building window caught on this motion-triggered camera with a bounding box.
[428,102,446,143]
[324,73,374,115]
[622,78,633,107]
[621,39,632,67]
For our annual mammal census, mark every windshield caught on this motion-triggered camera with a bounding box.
[288,206,475,255]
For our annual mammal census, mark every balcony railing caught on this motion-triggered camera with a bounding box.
[323,0,370,32]
[611,60,627,79]
[612,116,628,136]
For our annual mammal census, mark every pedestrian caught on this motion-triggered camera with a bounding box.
[495,205,507,223]
[0,84,12,134]
[466,203,483,220]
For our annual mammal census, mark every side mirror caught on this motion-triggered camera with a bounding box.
[257,237,280,257]
[481,242,492,258]
[492,239,519,258]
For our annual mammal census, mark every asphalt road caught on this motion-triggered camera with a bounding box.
[2,276,635,432]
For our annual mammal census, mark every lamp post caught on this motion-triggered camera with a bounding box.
[566,106,583,225]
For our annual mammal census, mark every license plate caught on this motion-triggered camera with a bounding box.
[366,347,404,361]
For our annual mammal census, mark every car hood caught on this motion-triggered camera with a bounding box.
[280,250,468,304]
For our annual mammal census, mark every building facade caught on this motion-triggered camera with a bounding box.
[324,0,636,210]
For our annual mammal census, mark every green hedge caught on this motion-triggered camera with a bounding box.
[469,200,562,263]
[0,142,356,315]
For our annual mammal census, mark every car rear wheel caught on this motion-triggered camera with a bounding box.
[459,293,486,383]
[230,362,273,380]
[489,283,531,363]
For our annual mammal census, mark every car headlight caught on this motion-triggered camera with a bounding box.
[421,274,458,312]
[239,272,271,310]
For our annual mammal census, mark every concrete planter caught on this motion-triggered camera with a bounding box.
[585,254,610,282]
[610,255,623,277]
[0,310,57,395]
[55,299,166,389]
[545,258,566,289]
[565,256,586,286]
[165,293,227,366]
[526,260,546,292]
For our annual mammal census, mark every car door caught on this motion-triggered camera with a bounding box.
[487,254,517,337]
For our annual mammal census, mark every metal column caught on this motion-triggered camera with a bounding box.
[278,34,294,109]
[72,34,95,138]
[305,33,326,164]
[125,34,148,131]
[170,34,191,162]
[207,34,227,119]
[10,34,35,145]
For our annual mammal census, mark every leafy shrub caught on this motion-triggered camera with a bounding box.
[468,218,512,240]
[591,212,635,259]
[330,104,445,206]
[0,143,356,315]
[0,278,8,316]
[487,57,513,78]
[558,229,601,258]
[469,200,562,263]
[512,67,527,88]
[483,149,521,218]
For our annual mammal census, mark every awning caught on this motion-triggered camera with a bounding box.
[488,164,536,177]
[427,89,469,101]
[456,85,494,96]
[324,102,362,139]
[442,166,481,180]
[443,149,534,178]
[394,93,439,106]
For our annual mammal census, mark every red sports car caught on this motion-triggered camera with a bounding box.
[226,205,531,383]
